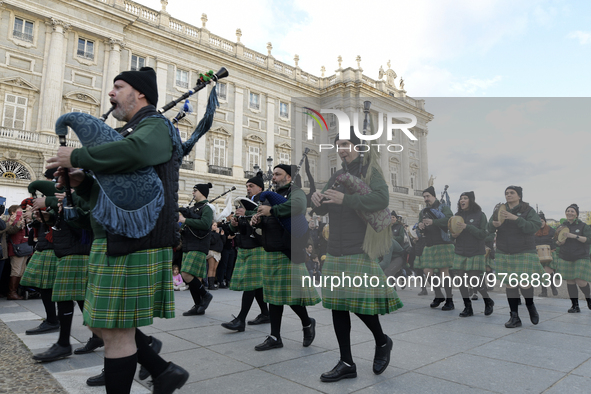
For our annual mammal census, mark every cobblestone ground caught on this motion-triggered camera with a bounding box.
[0,319,65,394]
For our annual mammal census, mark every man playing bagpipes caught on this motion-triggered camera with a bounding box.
[47,67,188,394]
[250,164,321,351]
[311,132,402,382]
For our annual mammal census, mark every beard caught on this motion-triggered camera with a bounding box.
[112,92,137,122]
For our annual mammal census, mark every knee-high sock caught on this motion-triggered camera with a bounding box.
[458,284,471,306]
[506,287,520,312]
[477,284,491,299]
[520,287,534,306]
[104,353,137,394]
[443,283,453,299]
[332,310,354,365]
[76,300,85,313]
[135,329,167,379]
[355,313,387,346]
[188,278,202,305]
[269,303,284,339]
[568,283,579,305]
[237,291,256,322]
[431,276,444,299]
[57,301,74,347]
[289,305,311,327]
[579,283,591,298]
[40,288,58,325]
[254,288,269,315]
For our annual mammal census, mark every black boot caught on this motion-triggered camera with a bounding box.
[568,298,580,313]
[538,286,548,297]
[441,298,455,311]
[505,311,522,328]
[221,316,246,332]
[550,274,558,296]
[526,303,539,325]
[208,277,218,290]
[483,298,494,316]
[459,299,473,317]
[587,298,591,310]
[430,298,444,308]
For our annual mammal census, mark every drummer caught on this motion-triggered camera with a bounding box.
[487,186,543,328]
[535,212,558,297]
[450,192,494,317]
[553,204,591,313]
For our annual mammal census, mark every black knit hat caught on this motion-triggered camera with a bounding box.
[538,211,546,222]
[423,186,436,198]
[114,67,158,106]
[274,164,295,177]
[460,191,475,201]
[194,182,212,198]
[334,126,361,146]
[44,167,57,180]
[246,171,264,190]
[505,185,523,199]
[566,204,579,217]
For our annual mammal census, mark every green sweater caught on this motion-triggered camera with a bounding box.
[72,117,173,238]
[185,200,213,231]
[463,212,489,240]
[272,184,307,218]
[487,203,541,254]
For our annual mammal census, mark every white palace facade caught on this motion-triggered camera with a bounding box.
[0,0,433,223]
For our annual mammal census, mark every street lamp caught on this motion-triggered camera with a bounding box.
[253,156,274,189]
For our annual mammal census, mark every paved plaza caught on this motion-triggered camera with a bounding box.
[1,285,591,393]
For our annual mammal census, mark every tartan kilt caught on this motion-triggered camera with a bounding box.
[52,255,89,302]
[20,250,58,289]
[452,254,487,272]
[553,257,591,282]
[181,251,207,278]
[547,251,559,270]
[415,244,454,269]
[495,252,545,281]
[262,251,321,306]
[83,239,175,329]
[322,253,403,315]
[229,247,265,291]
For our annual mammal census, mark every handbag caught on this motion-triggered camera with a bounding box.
[9,237,34,257]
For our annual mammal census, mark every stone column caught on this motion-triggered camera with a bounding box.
[103,38,125,128]
[38,18,70,133]
[266,96,275,163]
[193,87,208,173]
[380,119,390,188]
[232,85,244,178]
[294,103,302,165]
[155,58,168,113]
[401,137,410,188]
[419,129,429,190]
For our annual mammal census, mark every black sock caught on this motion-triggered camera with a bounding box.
[433,285,444,299]
[57,301,74,347]
[332,310,354,365]
[135,329,168,379]
[506,287,520,312]
[237,291,255,322]
[579,283,591,298]
[458,284,470,299]
[104,353,138,394]
[478,285,490,299]
[289,305,311,327]
[355,313,387,346]
[40,288,58,325]
[76,300,85,313]
[521,287,534,306]
[443,284,453,299]
[188,279,202,305]
[269,303,283,339]
[255,288,269,315]
[568,283,579,299]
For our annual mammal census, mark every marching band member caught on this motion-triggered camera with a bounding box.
[535,212,558,297]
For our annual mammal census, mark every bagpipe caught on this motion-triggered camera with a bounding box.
[27,180,60,231]
[419,185,451,242]
[54,67,228,239]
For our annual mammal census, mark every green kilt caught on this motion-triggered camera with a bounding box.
[230,247,265,291]
[181,251,207,278]
[52,255,89,302]
[547,251,559,270]
[495,252,545,280]
[83,239,175,329]
[415,244,454,269]
[20,250,58,289]
[452,254,487,272]
[322,253,403,315]
[553,257,591,282]
[262,251,321,306]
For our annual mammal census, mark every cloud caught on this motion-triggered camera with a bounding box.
[568,31,591,44]
[451,76,502,95]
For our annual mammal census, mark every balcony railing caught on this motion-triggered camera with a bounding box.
[392,186,409,194]
[0,126,82,148]
[244,171,255,179]
[77,50,94,60]
[176,80,189,88]
[208,165,232,176]
[249,102,260,110]
[180,160,194,170]
[13,30,33,42]
[414,190,424,197]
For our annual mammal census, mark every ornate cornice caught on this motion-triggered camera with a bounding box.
[49,17,71,32]
[106,38,126,50]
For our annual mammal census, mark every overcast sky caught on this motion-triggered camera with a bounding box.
[134,0,591,220]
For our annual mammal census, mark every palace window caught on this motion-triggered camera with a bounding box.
[248,146,260,171]
[13,18,34,42]
[77,38,94,60]
[279,152,290,165]
[176,69,189,88]
[0,160,31,180]
[211,138,226,167]
[279,102,289,118]
[217,82,227,100]
[249,92,260,110]
[131,54,145,71]
[330,158,337,176]
[2,94,27,130]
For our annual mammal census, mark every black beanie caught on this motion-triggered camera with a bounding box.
[334,126,362,146]
[274,164,295,177]
[44,167,57,180]
[505,185,523,199]
[538,211,546,222]
[194,182,213,198]
[114,67,158,106]
[566,204,579,217]
[423,186,436,198]
[246,171,264,189]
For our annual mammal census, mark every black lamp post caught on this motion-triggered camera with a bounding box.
[253,156,274,189]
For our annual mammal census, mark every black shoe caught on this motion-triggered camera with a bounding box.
[86,369,105,387]
[139,337,163,380]
[459,305,473,317]
[218,281,228,289]
[32,343,72,362]
[152,362,189,394]
[303,318,316,347]
[484,298,494,316]
[373,335,393,375]
[568,305,581,313]
[199,291,213,311]
[254,336,283,351]
[418,288,428,296]
[526,304,539,325]
[430,298,444,308]
[505,311,522,328]
[441,299,455,311]
[551,285,559,296]
[320,360,357,382]
[248,313,270,325]
[182,305,203,316]
[26,320,60,335]
[221,317,245,332]
[586,298,591,310]
[74,336,104,355]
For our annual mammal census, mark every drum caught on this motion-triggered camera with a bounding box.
[536,245,552,264]
[448,216,465,237]
[554,225,570,244]
[492,203,507,225]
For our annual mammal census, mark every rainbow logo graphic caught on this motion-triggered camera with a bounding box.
[303,107,328,131]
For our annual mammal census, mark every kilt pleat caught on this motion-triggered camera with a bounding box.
[20,250,58,289]
[83,239,175,329]
[229,247,265,291]
[52,255,89,302]
[452,254,487,272]
[262,251,321,306]
[415,244,454,269]
[321,253,403,315]
[495,252,545,280]
[553,257,591,282]
[181,251,207,278]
